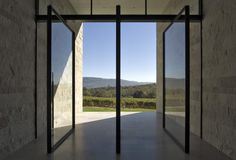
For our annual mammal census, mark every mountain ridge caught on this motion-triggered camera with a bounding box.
[83,77,184,89]
[83,77,152,88]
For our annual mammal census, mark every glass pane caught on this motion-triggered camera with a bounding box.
[39,0,199,15]
[51,20,73,145]
[148,0,199,14]
[165,22,186,147]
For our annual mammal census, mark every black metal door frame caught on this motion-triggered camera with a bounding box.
[47,5,75,153]
[116,5,121,154]
[45,4,194,155]
[162,6,190,153]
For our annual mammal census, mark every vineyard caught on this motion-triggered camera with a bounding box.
[83,96,156,109]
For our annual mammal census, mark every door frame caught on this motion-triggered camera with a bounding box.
[116,5,121,154]
[47,5,75,153]
[162,6,190,153]
[45,4,192,154]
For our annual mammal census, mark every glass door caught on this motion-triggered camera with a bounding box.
[163,6,190,153]
[47,6,75,153]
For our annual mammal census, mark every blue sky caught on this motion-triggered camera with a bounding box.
[165,23,185,79]
[51,22,185,84]
[83,22,157,82]
[52,23,72,84]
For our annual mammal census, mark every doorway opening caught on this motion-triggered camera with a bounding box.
[121,22,157,113]
[45,5,192,154]
[82,22,157,113]
[83,22,116,113]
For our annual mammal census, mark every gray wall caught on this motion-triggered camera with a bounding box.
[0,0,83,159]
[202,0,236,159]
[0,0,36,159]
[157,0,236,159]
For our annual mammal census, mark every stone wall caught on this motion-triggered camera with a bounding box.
[75,24,83,113]
[0,0,36,159]
[53,53,73,128]
[0,0,83,159]
[202,0,236,159]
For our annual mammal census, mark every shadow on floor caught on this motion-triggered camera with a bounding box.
[5,112,231,160]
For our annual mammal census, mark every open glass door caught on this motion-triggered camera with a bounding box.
[163,6,190,153]
[47,6,75,153]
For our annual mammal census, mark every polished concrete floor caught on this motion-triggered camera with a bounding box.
[5,112,231,160]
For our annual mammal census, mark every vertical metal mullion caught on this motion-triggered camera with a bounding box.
[116,5,121,155]
[91,0,93,15]
[200,19,203,140]
[145,0,147,15]
[47,5,52,154]
[199,0,203,16]
[162,33,166,129]
[51,73,54,129]
[185,5,190,154]
[72,32,75,129]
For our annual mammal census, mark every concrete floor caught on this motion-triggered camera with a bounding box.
[4,112,231,160]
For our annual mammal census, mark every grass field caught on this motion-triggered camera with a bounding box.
[83,106,184,112]
[83,107,156,112]
[83,96,185,112]
[83,96,156,109]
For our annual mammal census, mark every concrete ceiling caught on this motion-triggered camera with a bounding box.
[68,0,198,14]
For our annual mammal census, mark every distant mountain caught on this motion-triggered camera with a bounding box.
[83,77,184,89]
[166,78,185,89]
[83,77,151,88]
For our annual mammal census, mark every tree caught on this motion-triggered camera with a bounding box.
[133,90,145,98]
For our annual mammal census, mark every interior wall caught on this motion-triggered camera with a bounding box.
[0,0,83,159]
[202,0,236,159]
[0,0,36,159]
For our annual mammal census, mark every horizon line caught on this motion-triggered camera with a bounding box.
[83,76,156,83]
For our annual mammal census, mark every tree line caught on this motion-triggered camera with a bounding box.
[83,83,156,98]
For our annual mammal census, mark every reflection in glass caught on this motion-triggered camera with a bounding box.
[148,0,199,14]
[51,22,73,145]
[165,22,186,147]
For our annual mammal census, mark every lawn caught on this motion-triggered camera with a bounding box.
[83,96,185,112]
[83,107,156,112]
[83,96,156,109]
[83,106,184,112]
